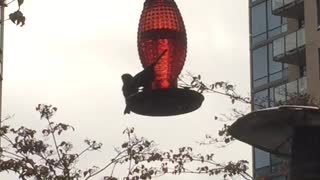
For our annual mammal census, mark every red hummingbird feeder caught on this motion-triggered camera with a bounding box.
[128,0,204,116]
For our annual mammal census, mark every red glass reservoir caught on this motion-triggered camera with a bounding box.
[138,0,187,89]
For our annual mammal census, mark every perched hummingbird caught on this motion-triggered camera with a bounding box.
[121,49,168,114]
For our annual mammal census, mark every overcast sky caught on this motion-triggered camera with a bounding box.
[1,0,251,179]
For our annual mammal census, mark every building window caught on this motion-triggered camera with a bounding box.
[269,88,275,107]
[252,43,288,88]
[269,43,283,82]
[251,1,287,46]
[253,89,269,110]
[287,79,298,97]
[252,2,267,36]
[271,154,286,175]
[267,0,281,31]
[251,2,267,45]
[271,153,282,165]
[275,84,286,104]
[254,148,271,177]
[253,46,268,88]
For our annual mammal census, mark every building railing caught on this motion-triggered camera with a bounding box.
[272,0,300,11]
[274,76,307,104]
[273,28,305,59]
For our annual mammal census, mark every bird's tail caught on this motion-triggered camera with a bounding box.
[124,105,131,115]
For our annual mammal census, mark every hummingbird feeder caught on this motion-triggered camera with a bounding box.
[128,0,204,116]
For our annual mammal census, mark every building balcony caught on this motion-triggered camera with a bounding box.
[272,0,304,19]
[272,28,305,65]
[274,76,307,105]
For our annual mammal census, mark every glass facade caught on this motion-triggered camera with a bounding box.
[255,148,270,169]
[273,76,307,103]
[251,0,287,46]
[253,43,288,88]
[254,148,288,179]
[250,0,296,179]
[251,0,288,89]
[253,76,306,110]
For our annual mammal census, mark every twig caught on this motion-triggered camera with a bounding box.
[6,0,16,5]
[86,140,143,180]
[46,118,62,162]
[1,154,21,161]
[3,150,24,159]
[85,153,126,180]
[77,145,93,159]
[110,162,117,177]
[178,74,267,109]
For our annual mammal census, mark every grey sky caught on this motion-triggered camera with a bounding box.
[1,0,251,179]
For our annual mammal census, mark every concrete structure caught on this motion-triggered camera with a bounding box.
[0,6,4,122]
[0,6,4,148]
[249,0,320,179]
[0,6,4,147]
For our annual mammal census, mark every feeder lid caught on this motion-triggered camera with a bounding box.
[228,105,320,157]
[127,88,204,116]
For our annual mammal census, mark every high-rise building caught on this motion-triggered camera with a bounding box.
[250,0,320,179]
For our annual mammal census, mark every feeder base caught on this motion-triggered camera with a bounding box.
[127,88,204,116]
[228,106,320,157]
[291,126,320,180]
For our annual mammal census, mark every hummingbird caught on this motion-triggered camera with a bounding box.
[121,49,168,114]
